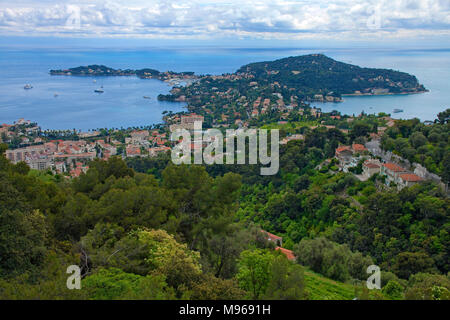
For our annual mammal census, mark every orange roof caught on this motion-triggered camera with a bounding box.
[383,162,406,172]
[335,146,351,153]
[275,247,296,261]
[261,230,282,242]
[363,161,380,169]
[352,144,367,152]
[399,173,422,182]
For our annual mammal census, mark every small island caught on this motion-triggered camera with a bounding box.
[50,64,197,83]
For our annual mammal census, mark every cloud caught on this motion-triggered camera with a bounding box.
[0,0,449,39]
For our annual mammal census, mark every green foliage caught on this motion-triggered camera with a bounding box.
[263,255,307,300]
[83,267,175,300]
[303,269,356,300]
[294,237,372,282]
[405,273,450,300]
[237,249,274,299]
[382,280,404,300]
[381,117,450,181]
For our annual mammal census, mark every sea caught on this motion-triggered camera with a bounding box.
[0,42,449,131]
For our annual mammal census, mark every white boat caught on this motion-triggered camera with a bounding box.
[393,108,404,113]
[24,84,33,89]
[143,96,151,99]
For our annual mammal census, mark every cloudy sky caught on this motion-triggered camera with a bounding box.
[0,0,449,41]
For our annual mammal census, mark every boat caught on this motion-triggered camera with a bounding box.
[393,108,404,113]
[94,89,104,93]
[143,96,151,99]
[54,93,58,97]
[24,84,33,89]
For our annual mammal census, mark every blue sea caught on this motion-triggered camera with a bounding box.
[0,42,449,130]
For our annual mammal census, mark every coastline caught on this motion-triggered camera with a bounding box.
[341,90,429,97]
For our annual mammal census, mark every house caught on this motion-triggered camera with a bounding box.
[126,146,141,157]
[352,144,367,154]
[261,230,283,247]
[397,173,422,189]
[362,160,381,179]
[275,247,296,261]
[170,114,204,132]
[280,134,304,145]
[148,146,171,157]
[131,130,149,140]
[381,163,407,185]
[335,146,353,167]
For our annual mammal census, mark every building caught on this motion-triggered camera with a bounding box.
[335,146,353,168]
[261,230,283,247]
[148,146,171,157]
[397,173,423,189]
[335,144,369,171]
[275,247,296,261]
[126,146,141,157]
[362,160,381,179]
[130,130,149,141]
[381,162,407,185]
[352,143,368,154]
[170,114,204,132]
[280,134,304,145]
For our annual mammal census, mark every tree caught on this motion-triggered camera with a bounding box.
[436,108,450,124]
[237,249,274,299]
[81,228,202,293]
[263,255,307,300]
[83,267,175,300]
[405,273,450,300]
[391,252,435,279]
[189,274,246,300]
[409,132,427,148]
[0,208,48,277]
[382,280,404,300]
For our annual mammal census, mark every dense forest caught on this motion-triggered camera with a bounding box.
[2,110,447,300]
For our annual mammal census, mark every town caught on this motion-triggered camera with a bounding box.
[2,106,447,192]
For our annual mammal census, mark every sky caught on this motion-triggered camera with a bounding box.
[0,0,449,44]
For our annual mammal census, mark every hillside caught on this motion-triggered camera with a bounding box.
[155,54,428,126]
[237,54,427,99]
[304,269,356,300]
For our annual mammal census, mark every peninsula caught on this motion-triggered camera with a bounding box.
[49,54,428,127]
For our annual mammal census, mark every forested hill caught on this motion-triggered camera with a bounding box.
[237,54,427,98]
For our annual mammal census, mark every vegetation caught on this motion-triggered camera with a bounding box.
[381,109,450,183]
[0,110,448,300]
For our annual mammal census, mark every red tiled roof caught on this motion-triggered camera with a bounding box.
[399,173,422,182]
[261,230,282,242]
[335,146,351,153]
[383,162,406,172]
[363,161,380,169]
[275,247,296,261]
[352,144,367,152]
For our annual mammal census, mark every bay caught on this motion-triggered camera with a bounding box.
[0,45,448,130]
